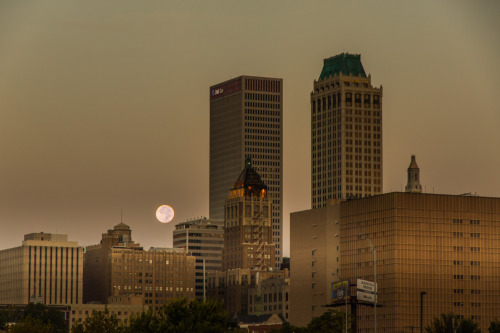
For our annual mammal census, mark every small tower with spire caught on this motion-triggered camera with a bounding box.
[405,155,422,193]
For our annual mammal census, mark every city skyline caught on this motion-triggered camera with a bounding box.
[1,1,499,255]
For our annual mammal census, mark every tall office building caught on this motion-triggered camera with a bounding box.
[173,217,224,299]
[311,53,383,209]
[0,232,83,305]
[210,75,283,269]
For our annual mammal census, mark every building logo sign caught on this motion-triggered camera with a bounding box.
[210,78,242,100]
[211,88,224,97]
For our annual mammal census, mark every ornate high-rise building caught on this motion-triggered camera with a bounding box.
[210,75,283,269]
[207,159,284,316]
[223,157,275,271]
[311,53,383,208]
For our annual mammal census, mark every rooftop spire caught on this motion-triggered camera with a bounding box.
[405,155,422,193]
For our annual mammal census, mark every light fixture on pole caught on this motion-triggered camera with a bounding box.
[420,291,426,333]
[359,233,376,333]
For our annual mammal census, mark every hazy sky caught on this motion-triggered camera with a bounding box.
[1,1,499,255]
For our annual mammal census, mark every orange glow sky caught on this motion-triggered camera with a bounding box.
[1,1,499,255]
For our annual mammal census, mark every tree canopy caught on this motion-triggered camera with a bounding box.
[127,299,234,333]
[425,313,480,333]
[0,303,66,333]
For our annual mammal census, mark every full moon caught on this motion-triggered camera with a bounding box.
[156,205,175,223]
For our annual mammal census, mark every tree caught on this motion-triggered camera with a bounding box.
[0,307,23,330]
[425,313,480,333]
[127,299,234,333]
[23,303,66,333]
[277,322,308,333]
[0,303,66,333]
[306,310,344,333]
[71,308,125,333]
[489,320,500,333]
[11,316,53,333]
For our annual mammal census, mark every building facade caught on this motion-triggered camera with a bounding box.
[248,276,290,321]
[311,53,383,209]
[70,295,144,327]
[291,192,500,332]
[210,75,283,269]
[173,217,224,299]
[289,201,342,326]
[83,223,195,311]
[0,233,83,305]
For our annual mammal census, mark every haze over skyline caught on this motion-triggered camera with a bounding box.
[1,0,499,255]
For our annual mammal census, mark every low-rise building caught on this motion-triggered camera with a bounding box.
[69,295,144,327]
[0,233,83,305]
[83,223,195,311]
[248,275,290,321]
[173,217,223,299]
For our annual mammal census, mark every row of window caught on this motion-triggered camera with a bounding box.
[453,275,481,280]
[452,232,481,238]
[453,260,481,266]
[312,93,380,113]
[453,289,481,294]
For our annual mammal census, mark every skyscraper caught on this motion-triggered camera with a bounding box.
[311,53,383,209]
[210,75,283,269]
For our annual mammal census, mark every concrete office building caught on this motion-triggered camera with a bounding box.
[0,232,83,305]
[83,223,195,311]
[210,75,283,269]
[311,53,383,209]
[291,159,500,331]
[173,217,224,299]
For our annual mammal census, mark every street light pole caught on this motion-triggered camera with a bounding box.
[359,234,376,333]
[420,291,426,333]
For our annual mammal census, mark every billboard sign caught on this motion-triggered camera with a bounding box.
[357,279,377,293]
[331,280,350,303]
[357,278,377,303]
[357,290,375,302]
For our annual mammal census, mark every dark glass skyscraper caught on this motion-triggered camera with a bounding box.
[210,76,283,269]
